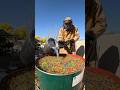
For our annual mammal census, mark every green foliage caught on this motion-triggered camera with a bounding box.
[14,27,28,40]
[35,35,40,40]
[0,23,13,34]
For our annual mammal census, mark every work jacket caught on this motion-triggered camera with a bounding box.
[85,0,107,65]
[58,26,80,42]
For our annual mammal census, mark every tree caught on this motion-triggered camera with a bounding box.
[14,26,28,40]
[0,23,13,34]
[35,35,41,41]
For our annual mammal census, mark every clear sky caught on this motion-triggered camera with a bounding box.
[102,0,120,33]
[0,0,34,29]
[35,0,85,39]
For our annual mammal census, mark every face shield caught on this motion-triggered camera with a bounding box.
[63,20,74,30]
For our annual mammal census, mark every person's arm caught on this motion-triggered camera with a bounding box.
[94,0,107,37]
[58,28,65,48]
[86,0,107,40]
[58,28,64,41]
[74,27,80,41]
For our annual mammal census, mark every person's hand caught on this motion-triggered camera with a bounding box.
[65,40,71,45]
[70,39,75,43]
[64,38,69,42]
[58,40,65,48]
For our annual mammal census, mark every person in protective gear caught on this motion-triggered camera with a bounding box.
[85,0,107,66]
[58,17,80,54]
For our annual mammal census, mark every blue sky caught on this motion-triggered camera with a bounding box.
[0,0,34,29]
[102,0,120,33]
[35,0,85,39]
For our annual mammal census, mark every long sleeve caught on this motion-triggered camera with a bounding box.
[86,0,107,40]
[92,0,107,38]
[74,27,80,41]
[58,28,64,41]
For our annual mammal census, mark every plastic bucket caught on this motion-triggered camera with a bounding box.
[35,54,85,90]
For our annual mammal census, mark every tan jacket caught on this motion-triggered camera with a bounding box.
[86,0,107,38]
[85,0,107,65]
[58,26,80,42]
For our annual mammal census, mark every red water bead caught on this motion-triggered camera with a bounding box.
[55,68,63,73]
[68,54,85,61]
[67,67,75,72]
[55,64,61,67]
[63,60,68,64]
[75,62,81,67]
